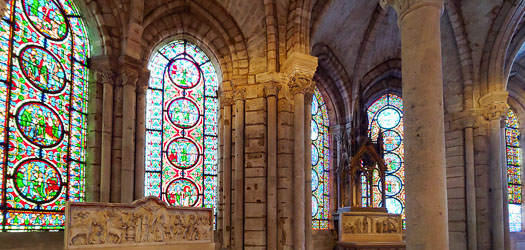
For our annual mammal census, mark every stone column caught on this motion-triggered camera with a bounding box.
[134,70,149,200]
[120,68,139,203]
[99,69,115,202]
[464,120,477,250]
[233,87,246,249]
[479,92,507,249]
[304,87,314,250]
[283,52,317,250]
[111,78,123,203]
[381,0,449,249]
[221,91,233,248]
[260,74,282,250]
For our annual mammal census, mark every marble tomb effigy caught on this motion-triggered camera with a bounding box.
[64,196,214,250]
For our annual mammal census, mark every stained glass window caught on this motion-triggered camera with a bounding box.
[506,107,522,232]
[145,40,218,218]
[311,87,330,230]
[367,94,405,227]
[0,0,90,231]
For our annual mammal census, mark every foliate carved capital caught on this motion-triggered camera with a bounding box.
[220,91,234,106]
[264,82,282,97]
[479,91,508,121]
[118,68,139,87]
[96,70,115,84]
[233,87,247,101]
[288,71,316,96]
[380,0,444,20]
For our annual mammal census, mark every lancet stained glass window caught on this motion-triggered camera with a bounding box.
[311,87,330,230]
[367,94,405,227]
[0,0,90,231]
[145,40,218,217]
[506,107,522,232]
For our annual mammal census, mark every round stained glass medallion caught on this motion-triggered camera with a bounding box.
[15,102,64,148]
[382,130,402,151]
[311,144,319,166]
[23,0,69,41]
[377,108,401,130]
[167,98,200,129]
[166,178,199,206]
[385,197,403,214]
[168,58,201,89]
[384,153,402,174]
[166,138,200,169]
[379,175,403,196]
[13,159,62,203]
[311,120,319,141]
[312,169,319,192]
[312,195,319,217]
[19,46,67,94]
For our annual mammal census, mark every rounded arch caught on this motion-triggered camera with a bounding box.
[140,0,249,87]
[361,59,402,106]
[286,0,315,55]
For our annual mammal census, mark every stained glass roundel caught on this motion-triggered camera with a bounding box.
[377,108,401,129]
[312,195,319,217]
[311,144,319,166]
[312,169,319,192]
[14,159,62,204]
[23,0,69,41]
[167,98,200,129]
[166,178,199,206]
[166,138,200,169]
[168,58,201,89]
[311,120,319,140]
[385,198,403,214]
[383,130,402,151]
[19,46,67,93]
[15,102,64,148]
[384,153,402,174]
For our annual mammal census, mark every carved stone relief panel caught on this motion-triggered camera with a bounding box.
[339,212,403,243]
[65,197,213,249]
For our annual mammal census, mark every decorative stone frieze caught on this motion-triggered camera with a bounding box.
[479,91,508,121]
[65,197,214,249]
[339,212,403,242]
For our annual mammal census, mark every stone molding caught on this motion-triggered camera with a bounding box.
[380,0,444,22]
[282,52,318,80]
[233,87,247,101]
[65,197,213,249]
[479,91,508,121]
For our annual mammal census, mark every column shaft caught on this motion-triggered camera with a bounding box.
[304,94,313,250]
[234,98,245,249]
[488,118,505,248]
[400,3,449,249]
[223,103,233,248]
[100,82,113,202]
[121,82,136,203]
[465,127,477,250]
[267,94,278,250]
[293,92,306,249]
[134,83,146,200]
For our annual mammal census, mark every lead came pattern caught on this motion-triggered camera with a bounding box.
[311,88,330,230]
[145,40,218,223]
[0,0,89,231]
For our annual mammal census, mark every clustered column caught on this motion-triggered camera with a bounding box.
[381,0,449,249]
[99,68,115,202]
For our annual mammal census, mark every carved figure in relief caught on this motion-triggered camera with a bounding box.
[69,211,93,245]
[105,210,124,244]
[197,214,211,240]
[184,214,198,240]
[152,211,165,242]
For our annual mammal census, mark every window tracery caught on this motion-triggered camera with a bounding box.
[506,107,522,232]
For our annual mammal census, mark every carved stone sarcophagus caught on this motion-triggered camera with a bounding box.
[339,211,402,242]
[64,196,214,249]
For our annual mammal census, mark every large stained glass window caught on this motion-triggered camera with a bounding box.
[311,87,330,230]
[506,107,522,232]
[367,94,405,227]
[145,40,218,216]
[0,0,90,231]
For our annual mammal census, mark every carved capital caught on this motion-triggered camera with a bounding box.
[118,68,139,87]
[380,0,444,21]
[220,91,234,106]
[233,87,246,101]
[96,69,115,84]
[479,91,508,121]
[264,82,282,97]
[288,71,316,96]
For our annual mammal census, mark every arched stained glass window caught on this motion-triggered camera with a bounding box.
[145,40,219,216]
[367,94,405,227]
[311,87,330,230]
[506,107,522,232]
[0,0,90,231]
